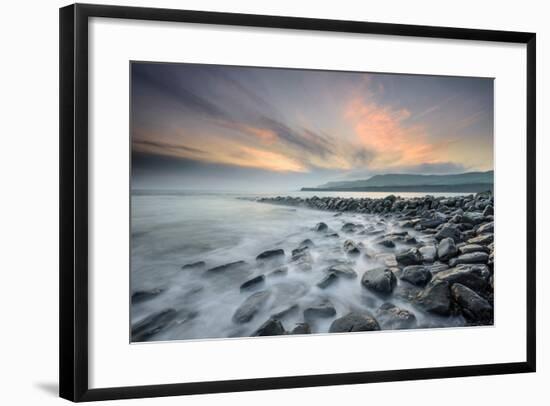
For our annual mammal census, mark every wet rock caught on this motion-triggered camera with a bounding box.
[477,221,494,234]
[361,267,397,294]
[131,288,164,304]
[326,264,357,279]
[378,239,396,248]
[396,248,423,266]
[400,265,432,287]
[132,309,178,341]
[427,262,450,275]
[483,205,494,216]
[329,312,380,333]
[404,235,418,245]
[317,272,339,289]
[449,252,489,267]
[419,245,437,263]
[343,240,361,255]
[463,211,485,225]
[271,304,299,319]
[206,261,247,274]
[240,275,266,291]
[303,299,337,320]
[256,249,285,261]
[267,266,288,278]
[181,261,206,270]
[434,223,462,242]
[467,233,494,245]
[459,244,489,254]
[254,318,286,336]
[451,283,493,323]
[437,237,458,262]
[314,222,328,232]
[375,253,398,267]
[291,323,311,334]
[342,222,362,233]
[415,280,451,316]
[325,232,339,238]
[432,264,490,293]
[299,239,315,248]
[232,290,271,323]
[376,303,417,329]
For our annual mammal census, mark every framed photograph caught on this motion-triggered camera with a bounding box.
[59,3,536,402]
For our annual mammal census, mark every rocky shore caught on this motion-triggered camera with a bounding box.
[131,191,494,341]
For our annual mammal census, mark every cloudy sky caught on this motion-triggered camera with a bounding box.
[131,62,493,191]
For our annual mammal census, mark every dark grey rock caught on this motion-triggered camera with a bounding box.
[267,266,288,278]
[437,237,458,262]
[314,222,328,232]
[396,248,423,266]
[303,300,336,320]
[419,245,437,263]
[256,249,285,261]
[400,265,432,287]
[463,211,485,225]
[329,312,380,333]
[378,239,396,248]
[299,239,315,248]
[451,283,493,323]
[459,244,489,254]
[449,252,489,267]
[467,234,494,245]
[271,304,299,319]
[343,240,361,255]
[232,291,271,323]
[415,280,451,316]
[131,288,164,304]
[291,323,311,334]
[376,303,417,329]
[240,275,266,291]
[132,309,178,341]
[361,267,397,294]
[317,272,338,289]
[326,264,357,279]
[477,221,494,234]
[432,264,490,293]
[253,318,286,336]
[181,261,206,270]
[434,223,462,242]
[206,261,247,274]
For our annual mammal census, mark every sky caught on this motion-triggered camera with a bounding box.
[131,62,493,191]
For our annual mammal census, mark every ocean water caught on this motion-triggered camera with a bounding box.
[130,190,470,342]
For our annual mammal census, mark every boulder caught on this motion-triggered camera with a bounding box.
[463,211,485,225]
[483,205,494,216]
[449,252,489,267]
[400,265,432,287]
[271,304,299,319]
[459,244,489,254]
[253,318,286,336]
[303,299,337,320]
[131,288,164,304]
[477,221,494,234]
[314,222,328,232]
[326,264,357,279]
[374,253,398,267]
[299,239,315,248]
[361,267,397,294]
[232,291,271,323]
[419,245,437,263]
[206,261,248,274]
[256,249,285,261]
[415,280,451,316]
[329,312,380,333]
[291,323,311,334]
[240,275,266,291]
[376,303,417,329]
[267,267,288,278]
[342,223,362,233]
[467,233,494,245]
[432,264,490,293]
[434,223,462,242]
[378,239,396,248]
[317,272,339,289]
[343,240,361,255]
[451,283,493,323]
[437,237,458,261]
[132,309,178,341]
[396,248,423,266]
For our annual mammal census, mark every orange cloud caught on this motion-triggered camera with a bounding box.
[344,98,450,169]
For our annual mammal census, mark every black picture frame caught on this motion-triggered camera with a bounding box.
[59,3,536,402]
